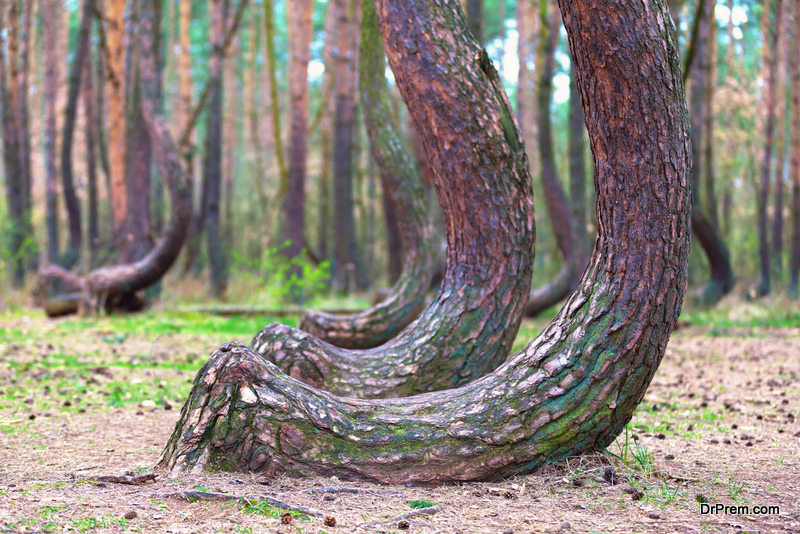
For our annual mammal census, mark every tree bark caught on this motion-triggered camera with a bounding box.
[332,0,362,294]
[60,0,94,269]
[34,1,191,315]
[525,1,579,317]
[757,0,785,296]
[161,0,691,481]
[281,0,314,291]
[792,0,800,298]
[296,0,434,350]
[247,0,534,398]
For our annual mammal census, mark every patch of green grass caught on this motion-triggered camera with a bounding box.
[406,499,437,509]
[68,514,128,532]
[242,501,308,520]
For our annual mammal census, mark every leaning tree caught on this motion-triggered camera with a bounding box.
[246,0,536,398]
[33,4,190,315]
[295,0,434,350]
[160,0,691,482]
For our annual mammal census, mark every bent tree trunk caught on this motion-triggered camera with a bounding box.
[161,0,691,482]
[296,2,433,349]
[525,3,580,317]
[247,0,535,399]
[688,0,735,306]
[33,5,191,314]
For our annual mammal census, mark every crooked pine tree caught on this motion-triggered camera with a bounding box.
[160,0,691,482]
[295,0,434,349]
[33,3,191,314]
[245,0,535,398]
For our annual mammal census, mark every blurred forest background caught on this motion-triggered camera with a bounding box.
[0,0,797,310]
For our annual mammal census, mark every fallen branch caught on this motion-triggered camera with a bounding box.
[89,473,158,485]
[153,490,324,518]
[360,504,444,528]
[300,486,406,497]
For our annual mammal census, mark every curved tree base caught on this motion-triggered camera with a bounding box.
[691,210,735,307]
[161,0,691,483]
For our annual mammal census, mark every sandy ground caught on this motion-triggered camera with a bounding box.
[0,315,798,533]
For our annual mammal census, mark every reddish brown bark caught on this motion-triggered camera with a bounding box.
[161,0,690,481]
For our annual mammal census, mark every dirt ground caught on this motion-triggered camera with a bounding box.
[0,313,798,533]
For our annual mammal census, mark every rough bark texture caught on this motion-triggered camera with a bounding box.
[160,0,690,482]
[282,0,313,275]
[33,4,191,315]
[757,0,785,296]
[525,2,579,317]
[60,0,94,269]
[332,0,362,293]
[296,0,433,350]
[792,0,800,298]
[247,0,534,398]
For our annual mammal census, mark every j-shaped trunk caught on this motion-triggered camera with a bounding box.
[160,0,691,482]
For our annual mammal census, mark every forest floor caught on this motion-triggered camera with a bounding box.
[0,301,798,534]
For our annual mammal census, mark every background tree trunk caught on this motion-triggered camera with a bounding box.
[757,0,785,296]
[466,0,483,44]
[703,11,718,231]
[17,0,34,270]
[773,1,791,280]
[106,0,129,262]
[792,0,800,298]
[296,0,433,349]
[60,0,94,269]
[161,0,691,482]
[688,0,736,305]
[0,0,25,286]
[83,41,100,257]
[204,0,229,298]
[525,1,579,317]
[332,0,362,294]
[281,0,314,295]
[43,0,60,267]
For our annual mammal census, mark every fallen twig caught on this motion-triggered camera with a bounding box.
[300,486,406,497]
[89,473,158,485]
[153,490,324,518]
[360,504,444,528]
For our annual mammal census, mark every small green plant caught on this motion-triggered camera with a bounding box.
[726,468,746,501]
[242,500,307,520]
[604,426,654,480]
[235,526,253,534]
[406,499,437,509]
